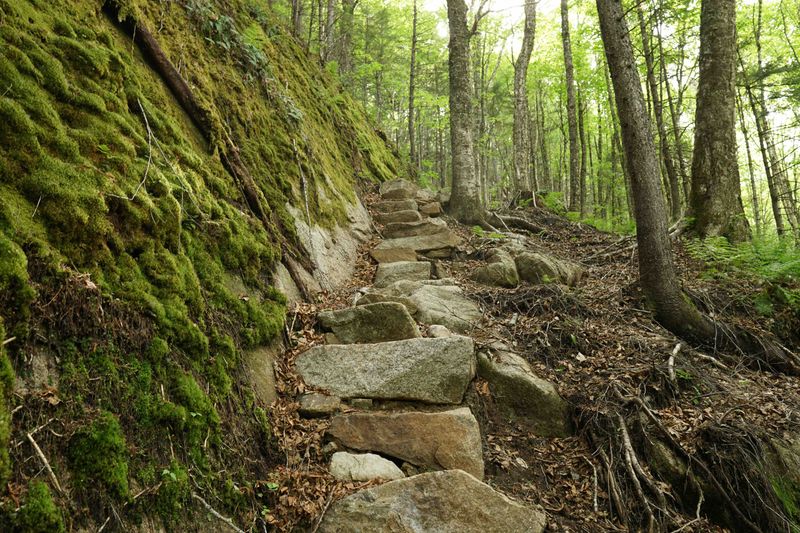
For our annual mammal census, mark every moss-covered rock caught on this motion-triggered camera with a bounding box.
[67,411,130,500]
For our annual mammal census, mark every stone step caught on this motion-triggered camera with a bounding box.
[319,470,546,533]
[358,280,482,334]
[374,261,432,288]
[375,199,418,214]
[370,247,418,264]
[295,336,475,404]
[376,209,422,225]
[383,218,448,239]
[420,201,443,217]
[328,407,484,479]
[380,179,419,200]
[374,230,461,259]
[330,452,405,482]
[317,302,420,344]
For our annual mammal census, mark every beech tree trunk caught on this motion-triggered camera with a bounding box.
[578,89,588,215]
[690,0,750,242]
[513,0,537,193]
[446,0,483,223]
[597,0,798,375]
[561,0,580,212]
[737,87,763,235]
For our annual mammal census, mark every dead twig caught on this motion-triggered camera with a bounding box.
[27,432,63,495]
[192,493,246,533]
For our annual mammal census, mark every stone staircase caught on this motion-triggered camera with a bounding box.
[294,180,552,532]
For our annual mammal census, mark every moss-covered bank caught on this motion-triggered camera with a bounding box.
[0,0,399,529]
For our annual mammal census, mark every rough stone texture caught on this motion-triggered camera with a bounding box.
[515,252,584,286]
[330,452,405,482]
[243,344,279,405]
[295,336,475,404]
[376,209,422,225]
[358,280,482,333]
[428,325,453,338]
[374,261,432,288]
[328,408,484,478]
[415,188,437,205]
[320,470,546,533]
[420,202,443,217]
[375,199,419,213]
[478,348,571,437]
[383,218,448,239]
[317,302,420,344]
[370,247,418,264]
[299,393,341,418]
[288,201,371,292]
[473,249,519,288]
[380,179,419,200]
[375,231,462,257]
[272,262,303,306]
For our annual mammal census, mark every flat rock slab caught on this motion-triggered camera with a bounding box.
[420,201,443,217]
[299,393,341,418]
[317,302,420,344]
[376,210,422,225]
[478,348,572,437]
[375,230,462,257]
[328,407,484,479]
[380,179,419,200]
[370,247,418,264]
[515,252,584,286]
[374,199,418,213]
[383,218,448,239]
[320,470,546,533]
[295,336,475,404]
[330,452,405,482]
[374,261,432,288]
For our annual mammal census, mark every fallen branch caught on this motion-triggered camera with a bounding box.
[27,432,63,495]
[192,493,245,533]
[2,336,15,346]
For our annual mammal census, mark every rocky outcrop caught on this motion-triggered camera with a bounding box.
[328,408,484,479]
[329,452,405,482]
[317,302,420,344]
[514,251,584,286]
[295,336,476,404]
[478,346,572,437]
[472,249,520,288]
[319,470,547,533]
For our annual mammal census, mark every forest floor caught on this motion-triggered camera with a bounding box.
[266,188,800,532]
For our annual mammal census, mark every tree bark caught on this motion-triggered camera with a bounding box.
[408,0,418,172]
[324,0,336,61]
[578,89,588,216]
[446,0,484,223]
[736,87,762,235]
[561,0,580,212]
[597,0,797,374]
[637,6,681,222]
[690,0,750,242]
[513,0,537,194]
[338,0,356,82]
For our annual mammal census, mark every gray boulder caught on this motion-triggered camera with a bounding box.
[317,302,420,344]
[380,179,418,200]
[328,407,484,479]
[478,347,571,437]
[374,199,418,213]
[473,249,519,288]
[330,452,405,482]
[375,230,462,258]
[320,470,546,533]
[374,261,432,288]
[376,209,422,225]
[515,252,584,286]
[295,336,475,404]
[384,218,448,239]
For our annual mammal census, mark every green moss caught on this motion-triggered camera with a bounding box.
[12,481,65,533]
[0,320,13,486]
[154,461,191,524]
[67,411,130,499]
[772,476,800,530]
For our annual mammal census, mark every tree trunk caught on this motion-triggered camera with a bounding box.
[597,0,798,375]
[561,0,580,212]
[408,0,418,173]
[338,0,356,82]
[637,6,681,222]
[446,0,483,223]
[292,0,304,40]
[324,0,336,61]
[513,0,537,194]
[736,87,762,235]
[578,89,588,216]
[537,83,551,191]
[690,0,750,242]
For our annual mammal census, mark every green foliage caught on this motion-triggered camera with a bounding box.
[154,462,191,524]
[542,192,567,215]
[12,481,65,533]
[67,411,129,499]
[771,476,800,529]
[0,319,13,487]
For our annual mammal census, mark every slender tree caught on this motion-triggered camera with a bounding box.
[690,0,750,242]
[446,0,487,223]
[513,0,537,194]
[408,0,418,171]
[561,0,580,211]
